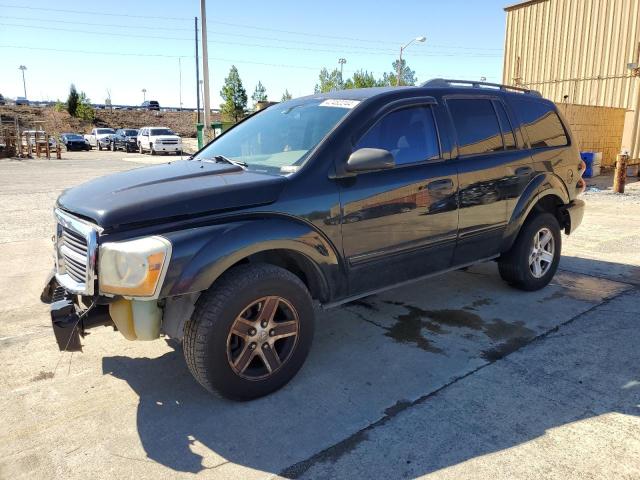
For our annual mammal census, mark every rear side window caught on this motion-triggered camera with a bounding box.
[511,98,568,148]
[493,101,517,150]
[447,99,504,156]
[356,106,440,165]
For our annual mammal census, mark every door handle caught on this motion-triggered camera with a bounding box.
[427,179,454,192]
[515,166,533,176]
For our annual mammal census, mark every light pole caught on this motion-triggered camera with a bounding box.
[18,65,27,98]
[338,58,347,83]
[397,36,426,86]
[142,88,147,102]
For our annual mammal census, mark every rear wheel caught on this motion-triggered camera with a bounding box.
[183,264,315,400]
[498,212,561,291]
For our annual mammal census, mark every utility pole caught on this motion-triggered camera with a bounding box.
[200,0,212,139]
[142,88,147,102]
[18,65,27,98]
[178,57,183,111]
[194,16,201,123]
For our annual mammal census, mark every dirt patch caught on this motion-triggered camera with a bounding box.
[31,371,54,382]
[0,105,222,138]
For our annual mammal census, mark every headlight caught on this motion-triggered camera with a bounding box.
[99,236,171,298]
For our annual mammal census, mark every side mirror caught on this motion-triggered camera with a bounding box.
[345,148,395,174]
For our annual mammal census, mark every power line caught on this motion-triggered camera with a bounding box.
[0,15,503,53]
[0,3,503,51]
[0,3,191,21]
[0,22,502,58]
[0,44,501,80]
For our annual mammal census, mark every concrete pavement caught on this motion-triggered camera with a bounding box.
[0,152,638,479]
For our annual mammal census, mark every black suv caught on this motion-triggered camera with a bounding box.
[42,79,585,400]
[111,128,139,152]
[141,100,160,111]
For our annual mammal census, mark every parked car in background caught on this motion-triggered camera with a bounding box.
[137,126,182,155]
[0,94,6,106]
[15,97,29,106]
[84,128,116,150]
[97,135,114,150]
[60,133,91,151]
[111,129,139,152]
[141,100,160,111]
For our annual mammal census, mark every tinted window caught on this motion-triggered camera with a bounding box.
[511,98,568,148]
[448,99,503,156]
[124,129,138,136]
[493,101,517,150]
[150,128,175,136]
[356,106,439,165]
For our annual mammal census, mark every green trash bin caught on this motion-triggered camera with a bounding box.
[196,123,204,150]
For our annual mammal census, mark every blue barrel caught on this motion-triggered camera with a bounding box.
[581,152,595,178]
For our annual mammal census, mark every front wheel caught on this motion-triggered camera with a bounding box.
[138,143,144,154]
[98,143,102,151]
[183,264,315,400]
[498,212,561,291]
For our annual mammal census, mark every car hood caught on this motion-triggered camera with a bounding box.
[57,160,287,229]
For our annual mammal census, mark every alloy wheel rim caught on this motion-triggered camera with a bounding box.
[529,227,555,278]
[226,296,299,380]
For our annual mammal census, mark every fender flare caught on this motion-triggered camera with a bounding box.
[159,216,342,300]
[501,172,570,251]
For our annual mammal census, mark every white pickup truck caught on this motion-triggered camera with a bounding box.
[84,128,116,150]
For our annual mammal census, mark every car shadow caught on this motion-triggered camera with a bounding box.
[101,256,640,476]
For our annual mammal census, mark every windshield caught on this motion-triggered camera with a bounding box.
[194,99,355,175]
[97,128,115,134]
[66,134,84,140]
[150,128,174,136]
[124,129,138,136]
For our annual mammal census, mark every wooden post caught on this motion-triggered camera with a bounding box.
[56,142,61,159]
[45,135,51,159]
[613,154,629,193]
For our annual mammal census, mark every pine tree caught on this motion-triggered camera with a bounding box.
[67,84,79,116]
[220,65,248,123]
[251,81,268,107]
[281,89,292,102]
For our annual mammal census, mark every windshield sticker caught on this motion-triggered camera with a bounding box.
[319,99,360,109]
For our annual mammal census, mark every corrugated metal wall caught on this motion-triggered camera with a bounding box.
[503,0,640,109]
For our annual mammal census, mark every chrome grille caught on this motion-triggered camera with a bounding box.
[54,209,99,295]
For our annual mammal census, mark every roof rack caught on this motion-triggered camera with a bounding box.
[421,78,542,97]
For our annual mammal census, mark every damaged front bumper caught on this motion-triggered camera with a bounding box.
[41,272,114,352]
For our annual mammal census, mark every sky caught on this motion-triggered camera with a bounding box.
[0,0,510,108]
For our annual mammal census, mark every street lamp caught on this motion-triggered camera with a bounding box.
[18,65,27,98]
[338,58,347,80]
[142,88,147,102]
[397,36,426,86]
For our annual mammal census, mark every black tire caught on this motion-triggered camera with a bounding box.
[183,264,315,400]
[498,212,561,291]
[138,143,144,154]
[150,145,156,155]
[98,143,102,151]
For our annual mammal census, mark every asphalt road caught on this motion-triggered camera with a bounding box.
[1,151,639,479]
